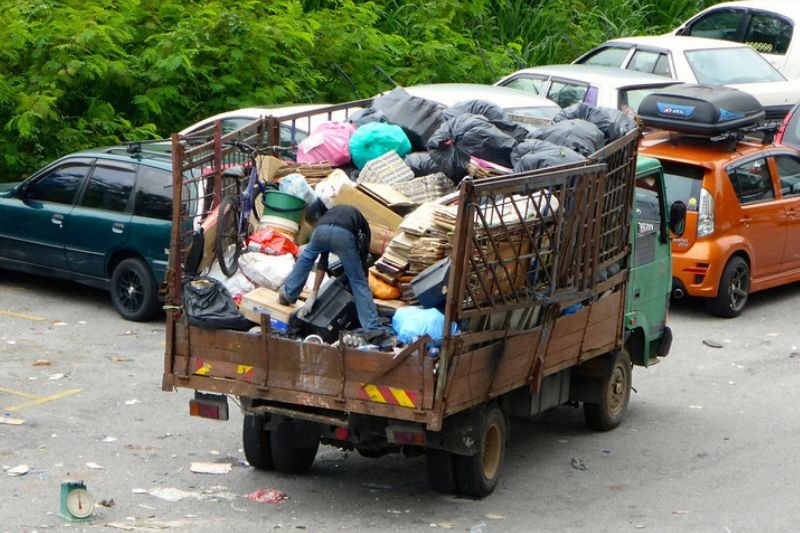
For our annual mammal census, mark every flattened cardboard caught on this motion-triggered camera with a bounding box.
[333,185,403,230]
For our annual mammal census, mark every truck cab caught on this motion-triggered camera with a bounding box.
[627,156,685,366]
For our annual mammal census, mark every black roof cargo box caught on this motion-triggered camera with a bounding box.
[638,84,765,135]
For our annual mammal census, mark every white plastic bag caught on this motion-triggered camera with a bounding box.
[279,173,317,206]
[205,262,256,300]
[315,169,355,208]
[238,252,295,291]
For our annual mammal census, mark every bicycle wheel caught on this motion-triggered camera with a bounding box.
[216,194,242,277]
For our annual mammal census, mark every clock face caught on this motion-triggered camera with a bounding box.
[65,488,94,518]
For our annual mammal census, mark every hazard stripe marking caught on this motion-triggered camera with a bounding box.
[359,384,417,409]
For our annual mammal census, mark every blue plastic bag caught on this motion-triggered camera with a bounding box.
[392,306,456,347]
[349,122,412,169]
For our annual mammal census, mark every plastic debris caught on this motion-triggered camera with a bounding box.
[86,462,104,470]
[469,522,487,533]
[246,488,288,504]
[190,462,232,475]
[7,464,30,476]
[32,359,52,366]
[0,417,24,426]
[124,399,140,405]
[702,339,723,348]
[570,457,588,471]
[48,373,65,380]
[485,513,506,520]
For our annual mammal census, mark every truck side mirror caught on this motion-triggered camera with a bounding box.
[669,201,687,237]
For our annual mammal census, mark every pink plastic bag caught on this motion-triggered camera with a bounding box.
[297,121,356,166]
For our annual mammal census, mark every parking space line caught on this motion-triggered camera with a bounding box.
[0,386,43,401]
[4,388,82,412]
[0,310,47,321]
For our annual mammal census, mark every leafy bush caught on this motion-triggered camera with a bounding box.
[0,0,719,181]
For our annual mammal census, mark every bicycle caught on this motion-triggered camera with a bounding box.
[215,141,287,277]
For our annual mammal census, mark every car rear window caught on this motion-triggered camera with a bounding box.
[134,166,172,220]
[662,161,704,211]
[685,47,785,84]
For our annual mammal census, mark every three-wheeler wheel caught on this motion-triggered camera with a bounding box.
[583,350,632,431]
[426,404,507,498]
[242,414,320,473]
[242,414,274,470]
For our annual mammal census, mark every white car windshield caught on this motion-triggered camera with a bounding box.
[685,48,785,84]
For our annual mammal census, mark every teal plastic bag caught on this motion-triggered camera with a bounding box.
[349,122,412,169]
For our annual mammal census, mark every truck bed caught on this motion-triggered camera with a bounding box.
[163,103,638,431]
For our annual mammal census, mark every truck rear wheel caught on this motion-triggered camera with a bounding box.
[453,405,506,498]
[425,449,457,494]
[584,351,632,431]
[242,414,274,470]
[270,420,320,474]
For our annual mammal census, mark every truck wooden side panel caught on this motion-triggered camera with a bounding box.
[166,321,438,425]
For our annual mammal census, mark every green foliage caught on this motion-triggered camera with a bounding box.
[0,0,722,181]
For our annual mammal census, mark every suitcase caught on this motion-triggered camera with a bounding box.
[296,277,357,343]
[411,257,451,309]
[638,84,765,135]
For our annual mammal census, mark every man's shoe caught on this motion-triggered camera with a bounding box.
[278,287,294,306]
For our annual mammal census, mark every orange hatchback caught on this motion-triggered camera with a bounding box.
[639,131,800,317]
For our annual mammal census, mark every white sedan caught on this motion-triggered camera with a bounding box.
[495,64,680,114]
[673,0,800,79]
[573,35,799,119]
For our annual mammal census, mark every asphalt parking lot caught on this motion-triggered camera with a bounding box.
[3,270,800,532]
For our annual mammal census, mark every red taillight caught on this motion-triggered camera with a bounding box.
[189,392,229,421]
[334,427,349,440]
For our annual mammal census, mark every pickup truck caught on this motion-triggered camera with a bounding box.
[161,102,686,497]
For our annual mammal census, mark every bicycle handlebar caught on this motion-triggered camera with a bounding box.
[226,139,291,157]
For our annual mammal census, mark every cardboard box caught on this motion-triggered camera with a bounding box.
[357,183,416,215]
[334,184,403,230]
[369,223,398,256]
[240,287,303,325]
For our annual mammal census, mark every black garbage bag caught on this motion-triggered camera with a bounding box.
[526,119,604,157]
[442,99,529,141]
[182,277,254,331]
[441,99,505,122]
[427,113,518,183]
[553,102,636,142]
[348,107,387,127]
[404,152,440,176]
[511,139,585,172]
[371,87,444,151]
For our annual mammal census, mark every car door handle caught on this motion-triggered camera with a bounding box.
[740,216,752,226]
[51,214,63,227]
[112,222,125,234]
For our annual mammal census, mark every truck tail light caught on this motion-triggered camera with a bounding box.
[386,426,426,446]
[697,187,714,237]
[189,392,229,421]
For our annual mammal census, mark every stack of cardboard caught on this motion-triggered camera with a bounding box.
[408,237,451,275]
[374,232,418,284]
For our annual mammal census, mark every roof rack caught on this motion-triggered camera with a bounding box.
[708,121,780,149]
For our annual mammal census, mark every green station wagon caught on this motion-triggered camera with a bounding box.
[0,145,185,321]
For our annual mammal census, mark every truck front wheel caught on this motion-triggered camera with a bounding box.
[583,351,632,431]
[453,404,507,498]
[242,414,274,470]
[270,420,320,474]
